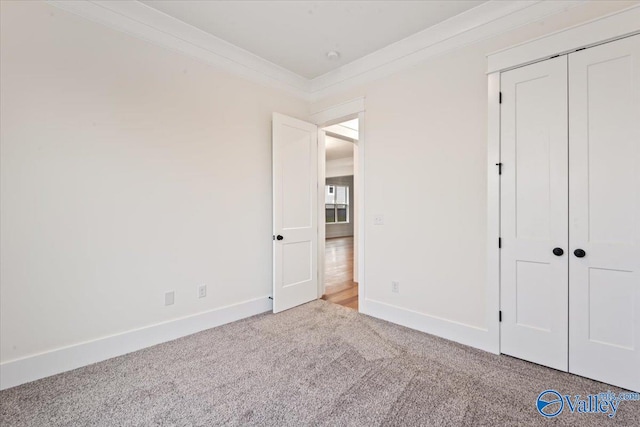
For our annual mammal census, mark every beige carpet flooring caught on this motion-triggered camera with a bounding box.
[1,300,639,426]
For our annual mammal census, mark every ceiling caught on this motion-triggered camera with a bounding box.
[141,1,486,78]
[51,1,581,100]
[340,119,358,132]
[326,136,353,161]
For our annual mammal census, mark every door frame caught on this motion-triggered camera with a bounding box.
[311,98,366,312]
[486,7,640,355]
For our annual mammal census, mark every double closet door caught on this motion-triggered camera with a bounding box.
[500,35,640,392]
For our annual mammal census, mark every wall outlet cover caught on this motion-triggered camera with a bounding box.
[165,291,175,306]
[392,281,400,293]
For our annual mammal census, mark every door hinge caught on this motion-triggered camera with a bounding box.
[499,92,502,104]
[496,162,502,175]
[498,237,502,249]
[499,311,502,322]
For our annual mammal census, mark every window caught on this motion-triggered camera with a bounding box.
[325,184,349,224]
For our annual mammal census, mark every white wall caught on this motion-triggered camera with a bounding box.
[325,157,354,178]
[0,0,307,370]
[311,1,638,351]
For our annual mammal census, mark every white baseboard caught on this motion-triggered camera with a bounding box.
[363,298,498,354]
[0,296,272,390]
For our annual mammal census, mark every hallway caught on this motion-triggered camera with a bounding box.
[321,236,358,310]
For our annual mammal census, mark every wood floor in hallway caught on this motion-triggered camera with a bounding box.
[321,236,358,311]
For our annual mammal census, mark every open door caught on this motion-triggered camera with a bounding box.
[272,113,318,313]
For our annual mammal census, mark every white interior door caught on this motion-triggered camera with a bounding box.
[317,130,326,298]
[568,35,640,392]
[272,113,318,313]
[500,56,569,371]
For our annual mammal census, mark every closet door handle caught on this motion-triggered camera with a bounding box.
[574,249,586,258]
[553,247,564,256]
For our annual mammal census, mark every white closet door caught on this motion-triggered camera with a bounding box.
[500,56,569,371]
[569,35,640,392]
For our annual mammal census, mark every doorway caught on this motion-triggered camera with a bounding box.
[272,99,365,315]
[320,119,359,310]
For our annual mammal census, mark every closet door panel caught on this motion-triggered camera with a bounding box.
[500,56,569,371]
[569,34,640,392]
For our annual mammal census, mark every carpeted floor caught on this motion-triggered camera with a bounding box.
[1,300,639,426]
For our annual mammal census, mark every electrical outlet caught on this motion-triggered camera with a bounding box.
[198,284,207,299]
[391,281,400,293]
[165,291,175,306]
[374,214,385,225]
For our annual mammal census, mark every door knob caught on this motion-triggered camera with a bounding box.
[276,235,284,241]
[574,249,586,258]
[553,247,564,256]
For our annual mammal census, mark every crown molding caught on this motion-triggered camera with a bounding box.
[487,5,640,73]
[46,1,590,102]
[46,1,311,99]
[308,0,585,100]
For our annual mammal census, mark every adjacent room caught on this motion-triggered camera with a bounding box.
[322,119,359,310]
[1,1,639,425]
